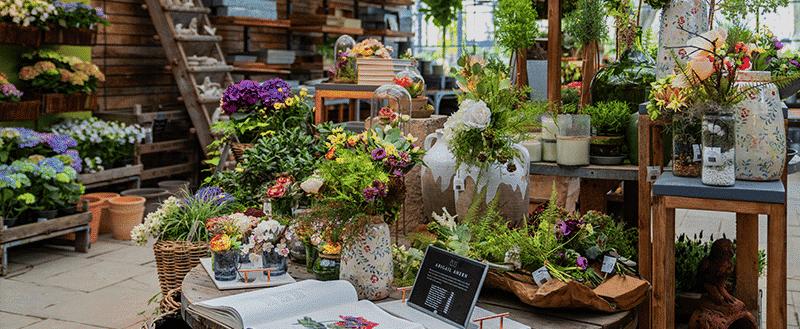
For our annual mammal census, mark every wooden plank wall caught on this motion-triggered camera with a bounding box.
[91,0,355,111]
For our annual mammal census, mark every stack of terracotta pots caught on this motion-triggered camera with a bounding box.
[108,196,146,240]
[83,192,120,234]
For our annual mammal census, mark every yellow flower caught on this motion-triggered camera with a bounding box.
[235,167,244,172]
[332,127,344,133]
[300,89,308,97]
[285,97,294,106]
[385,144,397,155]
[336,158,345,163]
[274,102,284,109]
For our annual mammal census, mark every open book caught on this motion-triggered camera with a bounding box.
[187,279,425,329]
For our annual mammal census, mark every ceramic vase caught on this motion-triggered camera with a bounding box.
[655,0,709,79]
[734,71,786,181]
[454,143,530,224]
[262,249,288,276]
[420,129,457,220]
[212,250,238,281]
[340,218,393,300]
[701,110,736,186]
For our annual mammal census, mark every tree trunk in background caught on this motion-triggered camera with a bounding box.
[580,41,597,108]
[516,48,528,97]
[547,0,562,107]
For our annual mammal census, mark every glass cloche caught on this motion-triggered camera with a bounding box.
[332,35,357,84]
[393,62,425,99]
[370,84,411,132]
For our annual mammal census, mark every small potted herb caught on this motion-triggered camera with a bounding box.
[584,101,630,164]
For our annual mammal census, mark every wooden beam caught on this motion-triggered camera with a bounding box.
[547,0,561,106]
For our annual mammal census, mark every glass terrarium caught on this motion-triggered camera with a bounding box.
[332,35,357,84]
[370,84,411,132]
[394,63,430,117]
[556,114,590,166]
[701,111,735,186]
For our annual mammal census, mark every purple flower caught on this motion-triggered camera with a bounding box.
[576,257,588,270]
[362,187,377,202]
[773,39,785,50]
[791,60,800,67]
[383,155,399,167]
[371,180,387,198]
[64,150,82,172]
[392,170,404,177]
[371,148,386,160]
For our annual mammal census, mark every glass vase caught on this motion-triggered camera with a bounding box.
[305,244,318,273]
[701,111,736,186]
[212,250,238,281]
[289,239,307,264]
[262,249,288,276]
[672,112,702,177]
[313,253,341,281]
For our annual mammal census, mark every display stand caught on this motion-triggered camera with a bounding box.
[314,83,380,123]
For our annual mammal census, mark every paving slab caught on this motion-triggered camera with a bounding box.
[7,257,99,282]
[0,279,84,317]
[18,318,107,329]
[34,240,127,259]
[5,262,32,276]
[115,271,160,293]
[6,249,65,266]
[92,244,155,266]
[33,285,155,328]
[42,260,153,292]
[0,311,42,329]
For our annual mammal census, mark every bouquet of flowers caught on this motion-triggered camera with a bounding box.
[260,173,300,216]
[0,73,23,103]
[0,127,82,172]
[18,50,105,94]
[393,76,424,99]
[51,1,110,29]
[246,216,289,259]
[351,38,393,59]
[445,53,545,170]
[129,187,238,245]
[0,0,56,28]
[49,117,147,173]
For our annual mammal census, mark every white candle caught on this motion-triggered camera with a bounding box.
[556,137,590,166]
[523,140,542,162]
[542,116,558,140]
[542,139,557,162]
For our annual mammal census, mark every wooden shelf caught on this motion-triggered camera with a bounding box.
[231,63,292,75]
[138,138,197,155]
[363,29,414,38]
[141,163,195,181]
[210,16,290,28]
[291,25,364,36]
[359,0,414,6]
[186,65,234,73]
[79,165,143,186]
[161,5,211,14]
[174,35,223,42]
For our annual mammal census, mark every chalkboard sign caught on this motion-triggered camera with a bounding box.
[152,118,168,136]
[408,246,489,328]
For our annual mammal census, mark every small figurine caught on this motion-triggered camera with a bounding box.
[198,77,223,99]
[688,238,757,329]
[175,18,198,36]
[181,0,195,8]
[203,25,217,36]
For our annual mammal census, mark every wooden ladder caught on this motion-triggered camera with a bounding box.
[142,0,235,156]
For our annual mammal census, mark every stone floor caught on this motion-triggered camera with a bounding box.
[1,172,799,329]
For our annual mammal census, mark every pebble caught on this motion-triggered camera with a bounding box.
[702,149,735,186]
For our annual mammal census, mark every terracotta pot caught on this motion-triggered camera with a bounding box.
[63,195,104,243]
[85,192,120,234]
[109,208,145,240]
[121,188,170,215]
[108,196,146,213]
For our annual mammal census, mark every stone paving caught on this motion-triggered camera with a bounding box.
[0,173,798,328]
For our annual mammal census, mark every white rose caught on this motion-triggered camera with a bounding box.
[461,100,491,129]
[300,175,323,194]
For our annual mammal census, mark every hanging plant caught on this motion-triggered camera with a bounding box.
[419,0,462,62]
[564,0,608,106]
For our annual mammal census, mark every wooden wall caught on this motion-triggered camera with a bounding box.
[91,0,357,111]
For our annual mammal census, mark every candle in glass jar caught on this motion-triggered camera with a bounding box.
[542,116,558,140]
[522,140,542,162]
[556,137,590,166]
[542,139,557,162]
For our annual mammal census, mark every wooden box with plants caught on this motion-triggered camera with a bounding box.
[584,101,630,165]
[40,1,109,46]
[0,73,40,122]
[17,50,104,113]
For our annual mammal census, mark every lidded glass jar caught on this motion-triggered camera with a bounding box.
[333,35,357,84]
[701,111,735,186]
[394,62,425,99]
[370,84,411,131]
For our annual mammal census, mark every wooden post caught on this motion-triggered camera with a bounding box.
[547,0,561,105]
[516,48,528,94]
[580,41,597,107]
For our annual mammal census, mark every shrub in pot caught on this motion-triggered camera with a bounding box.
[584,101,630,163]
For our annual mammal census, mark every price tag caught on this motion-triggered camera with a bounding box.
[704,147,722,166]
[453,176,465,192]
[692,144,702,162]
[152,118,168,136]
[532,266,552,286]
[646,166,661,182]
[601,255,617,274]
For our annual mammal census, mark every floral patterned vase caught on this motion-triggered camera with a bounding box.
[655,0,709,79]
[420,129,457,220]
[340,218,392,300]
[734,71,786,181]
[454,143,530,225]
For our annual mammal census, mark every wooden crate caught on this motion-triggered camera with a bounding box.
[79,164,144,189]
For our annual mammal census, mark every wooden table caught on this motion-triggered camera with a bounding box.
[314,83,379,124]
[181,262,637,328]
[650,173,787,329]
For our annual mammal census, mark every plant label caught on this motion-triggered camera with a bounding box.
[453,176,464,192]
[532,266,552,286]
[601,255,617,274]
[692,144,702,162]
[646,166,661,182]
[704,147,722,166]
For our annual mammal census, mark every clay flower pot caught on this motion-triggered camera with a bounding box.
[84,192,120,234]
[108,196,146,213]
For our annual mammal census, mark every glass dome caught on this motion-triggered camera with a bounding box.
[370,84,411,132]
[394,61,425,99]
[333,35,355,58]
[332,35,357,84]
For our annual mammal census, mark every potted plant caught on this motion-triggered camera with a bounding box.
[564,0,608,106]
[584,101,630,165]
[18,50,105,113]
[0,74,40,122]
[0,0,55,48]
[45,1,110,45]
[494,0,540,92]
[49,117,147,173]
[313,241,342,281]
[207,216,247,281]
[248,216,289,276]
[23,156,84,220]
[393,72,431,117]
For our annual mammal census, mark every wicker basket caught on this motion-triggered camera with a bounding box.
[231,142,254,163]
[159,287,182,314]
[153,240,210,296]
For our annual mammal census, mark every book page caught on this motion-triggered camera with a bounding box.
[257,300,425,329]
[194,280,358,328]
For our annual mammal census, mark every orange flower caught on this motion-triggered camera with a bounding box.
[209,234,231,252]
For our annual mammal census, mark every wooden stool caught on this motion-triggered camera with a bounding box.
[650,173,787,329]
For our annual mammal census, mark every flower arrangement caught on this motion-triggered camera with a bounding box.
[319,241,342,255]
[129,187,238,245]
[49,117,147,173]
[0,127,81,172]
[393,76,424,99]
[351,38,393,59]
[51,1,110,29]
[646,75,692,120]
[446,53,545,170]
[246,216,289,258]
[214,79,310,144]
[206,214,255,253]
[260,173,299,216]
[0,73,23,103]
[18,50,105,94]
[328,53,357,84]
[0,0,56,28]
